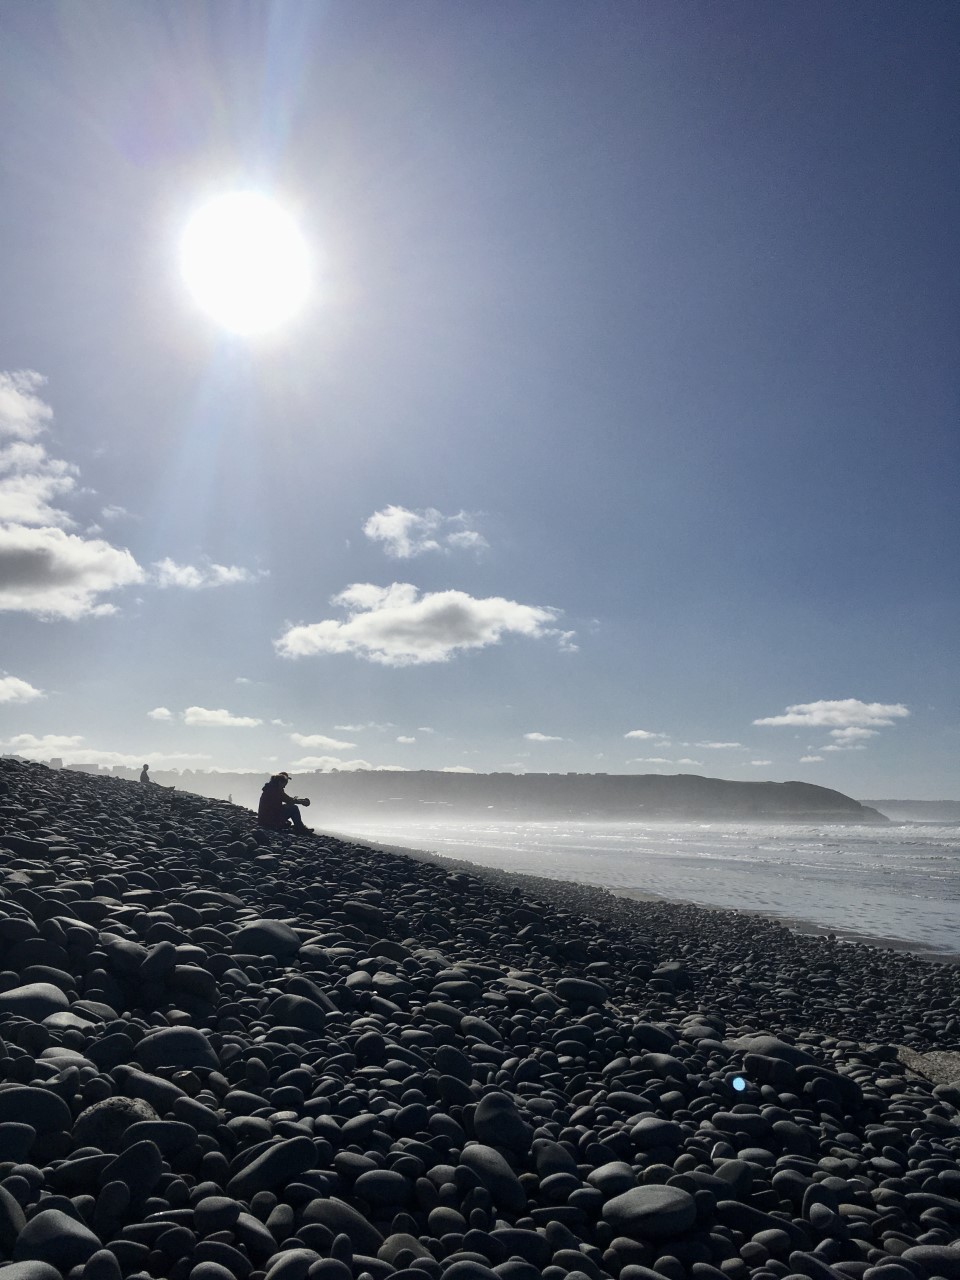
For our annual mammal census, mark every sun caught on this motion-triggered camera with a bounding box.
[179,192,310,334]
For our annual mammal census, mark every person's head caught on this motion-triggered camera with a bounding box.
[142,764,149,771]
[269,772,290,787]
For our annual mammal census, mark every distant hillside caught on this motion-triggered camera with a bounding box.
[64,763,890,823]
[864,799,960,823]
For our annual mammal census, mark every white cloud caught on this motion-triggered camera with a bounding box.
[147,707,172,721]
[754,699,909,728]
[828,726,879,742]
[290,732,356,751]
[624,729,667,740]
[627,756,702,767]
[3,733,213,768]
[417,726,436,734]
[101,505,130,521]
[0,371,145,619]
[334,721,394,732]
[271,718,291,728]
[397,735,416,744]
[441,765,475,773]
[153,558,264,589]
[524,732,563,742]
[0,442,78,526]
[445,529,489,552]
[182,706,262,728]
[363,505,487,559]
[800,755,823,763]
[0,675,44,704]
[0,371,53,440]
[696,741,743,749]
[0,523,144,619]
[276,582,568,666]
[822,742,867,753]
[289,756,375,771]
[235,676,253,685]
[5,732,84,751]
[750,759,773,767]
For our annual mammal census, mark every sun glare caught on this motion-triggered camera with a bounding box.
[179,192,310,334]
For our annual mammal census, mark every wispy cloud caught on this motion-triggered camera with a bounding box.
[182,706,262,728]
[363,505,488,559]
[2,732,212,768]
[828,726,879,742]
[627,756,703,767]
[754,699,909,728]
[276,582,570,666]
[696,741,743,749]
[333,722,395,732]
[0,371,53,439]
[147,707,172,721]
[0,442,79,527]
[4,732,83,751]
[750,759,772,767]
[800,755,823,763]
[624,729,668,740]
[0,675,44,704]
[441,765,475,773]
[153,559,265,589]
[397,735,416,744]
[524,731,563,742]
[289,755,375,771]
[290,732,356,751]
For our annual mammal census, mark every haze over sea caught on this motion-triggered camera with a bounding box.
[326,817,960,959]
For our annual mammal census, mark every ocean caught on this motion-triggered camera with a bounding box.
[324,817,960,959]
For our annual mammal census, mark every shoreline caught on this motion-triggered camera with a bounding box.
[326,827,960,967]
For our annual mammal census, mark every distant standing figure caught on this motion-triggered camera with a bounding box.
[258,772,312,833]
[140,764,150,784]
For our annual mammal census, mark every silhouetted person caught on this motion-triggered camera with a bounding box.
[258,771,312,833]
[140,762,173,790]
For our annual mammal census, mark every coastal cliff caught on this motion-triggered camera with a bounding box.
[104,766,889,822]
[289,771,888,822]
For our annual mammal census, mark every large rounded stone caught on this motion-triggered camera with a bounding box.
[473,1092,533,1154]
[73,1096,159,1152]
[135,1026,218,1071]
[555,977,608,1007]
[0,1086,72,1133]
[233,919,301,957]
[602,1185,696,1240]
[460,1144,527,1213]
[0,983,68,1020]
[13,1209,101,1267]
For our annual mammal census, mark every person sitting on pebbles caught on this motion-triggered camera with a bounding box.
[258,771,312,834]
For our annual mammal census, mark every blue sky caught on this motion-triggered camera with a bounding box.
[0,1,957,798]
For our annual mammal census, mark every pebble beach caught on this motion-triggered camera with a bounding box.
[1,757,959,1280]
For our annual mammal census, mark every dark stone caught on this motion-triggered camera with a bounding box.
[135,1026,219,1071]
[12,1208,101,1267]
[602,1186,697,1240]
